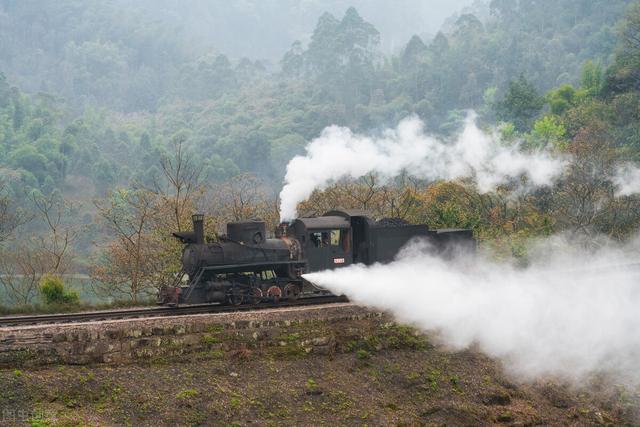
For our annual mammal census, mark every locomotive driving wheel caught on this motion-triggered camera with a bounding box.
[249,287,263,305]
[283,283,301,300]
[266,285,282,303]
[227,286,244,306]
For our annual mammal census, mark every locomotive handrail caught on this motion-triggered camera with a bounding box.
[183,267,207,303]
[195,260,305,273]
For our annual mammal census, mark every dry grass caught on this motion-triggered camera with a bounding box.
[1,325,638,426]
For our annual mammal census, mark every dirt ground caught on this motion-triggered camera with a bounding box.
[1,327,638,426]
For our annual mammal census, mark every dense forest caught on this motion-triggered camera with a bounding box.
[1,0,640,307]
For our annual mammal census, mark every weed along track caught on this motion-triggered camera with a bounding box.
[0,295,348,327]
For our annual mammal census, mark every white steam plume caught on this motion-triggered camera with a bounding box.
[614,164,640,196]
[279,114,566,222]
[304,239,640,384]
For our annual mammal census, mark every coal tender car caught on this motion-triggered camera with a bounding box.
[159,210,474,306]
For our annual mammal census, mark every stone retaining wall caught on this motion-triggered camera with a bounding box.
[0,304,391,367]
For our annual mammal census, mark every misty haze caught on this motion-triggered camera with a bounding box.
[1,0,640,425]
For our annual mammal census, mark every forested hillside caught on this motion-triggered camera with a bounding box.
[0,0,632,198]
[1,0,640,307]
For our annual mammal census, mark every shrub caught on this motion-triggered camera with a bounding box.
[39,275,79,305]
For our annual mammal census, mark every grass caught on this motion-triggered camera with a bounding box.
[497,410,513,422]
[427,369,441,392]
[306,378,318,392]
[176,389,199,399]
[356,349,371,360]
[1,335,634,426]
[201,334,221,345]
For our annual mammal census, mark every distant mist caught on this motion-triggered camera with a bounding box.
[114,0,475,60]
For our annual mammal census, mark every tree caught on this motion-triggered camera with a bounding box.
[552,120,620,241]
[581,60,604,98]
[401,35,427,68]
[298,174,423,221]
[30,192,81,275]
[0,184,22,244]
[286,7,381,108]
[496,76,545,132]
[281,41,305,78]
[0,242,53,305]
[306,12,341,79]
[415,181,481,230]
[92,189,170,302]
[529,115,567,149]
[208,174,278,233]
[546,84,578,115]
[154,133,205,232]
[604,2,640,95]
[0,190,80,305]
[0,191,83,304]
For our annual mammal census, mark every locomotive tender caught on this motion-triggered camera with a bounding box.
[160,210,473,306]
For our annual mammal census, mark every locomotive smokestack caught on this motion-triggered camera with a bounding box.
[192,214,205,244]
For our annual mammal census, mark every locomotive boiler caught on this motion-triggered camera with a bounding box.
[159,210,474,306]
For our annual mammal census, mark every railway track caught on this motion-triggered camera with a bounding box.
[0,295,348,327]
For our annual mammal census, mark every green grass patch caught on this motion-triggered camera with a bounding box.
[201,334,221,345]
[176,389,199,399]
[356,349,371,360]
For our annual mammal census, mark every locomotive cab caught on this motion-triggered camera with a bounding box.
[288,215,353,272]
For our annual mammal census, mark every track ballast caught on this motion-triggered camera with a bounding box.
[0,295,348,327]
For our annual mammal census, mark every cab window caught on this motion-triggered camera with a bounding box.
[310,232,326,247]
[330,229,340,246]
[310,230,341,248]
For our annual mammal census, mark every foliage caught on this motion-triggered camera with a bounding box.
[529,115,568,150]
[91,188,173,302]
[298,174,423,221]
[0,181,22,243]
[1,2,640,306]
[546,84,579,115]
[495,76,545,132]
[176,389,199,399]
[39,275,79,305]
[603,2,640,95]
[206,173,279,235]
[356,349,371,360]
[0,1,631,202]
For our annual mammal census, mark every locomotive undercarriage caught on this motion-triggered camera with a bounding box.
[160,261,319,306]
[205,271,303,306]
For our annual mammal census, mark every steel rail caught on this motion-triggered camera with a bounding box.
[0,295,348,327]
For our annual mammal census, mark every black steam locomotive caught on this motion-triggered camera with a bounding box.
[159,210,474,306]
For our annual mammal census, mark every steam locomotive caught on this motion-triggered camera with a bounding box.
[159,210,474,306]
